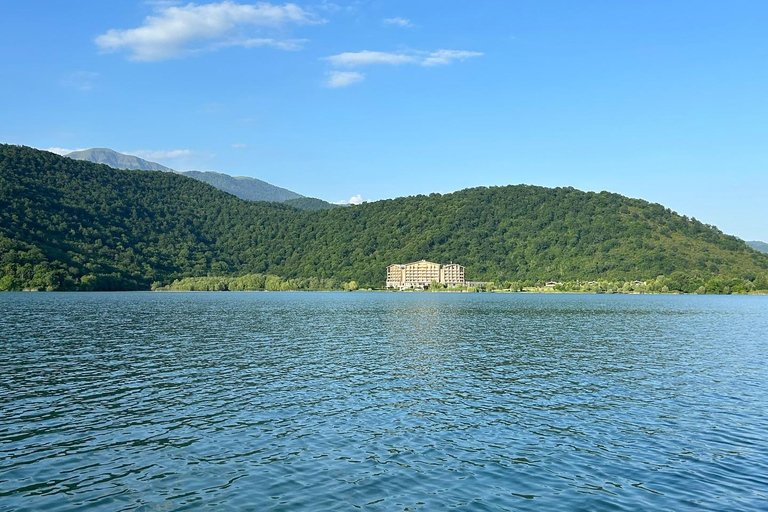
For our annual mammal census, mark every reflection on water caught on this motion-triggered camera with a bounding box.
[1,292,767,511]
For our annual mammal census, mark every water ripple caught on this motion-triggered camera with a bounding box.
[1,292,767,511]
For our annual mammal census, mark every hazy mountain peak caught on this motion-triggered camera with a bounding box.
[65,148,175,172]
[180,170,304,203]
[747,241,768,253]
[61,146,334,209]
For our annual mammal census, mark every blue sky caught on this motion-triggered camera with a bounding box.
[2,1,767,241]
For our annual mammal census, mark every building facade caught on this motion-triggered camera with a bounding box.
[386,260,466,289]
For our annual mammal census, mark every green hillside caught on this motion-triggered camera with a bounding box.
[284,196,339,211]
[2,145,767,291]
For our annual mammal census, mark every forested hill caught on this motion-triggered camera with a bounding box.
[2,144,767,291]
[283,196,339,211]
[747,241,768,254]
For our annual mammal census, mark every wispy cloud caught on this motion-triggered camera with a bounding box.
[334,194,364,205]
[46,147,85,156]
[143,0,182,7]
[326,49,482,68]
[96,1,322,61]
[325,70,365,88]
[129,148,216,170]
[326,50,417,67]
[422,49,483,66]
[215,37,307,51]
[131,149,193,159]
[231,143,247,148]
[383,17,413,28]
[315,1,340,13]
[61,71,99,91]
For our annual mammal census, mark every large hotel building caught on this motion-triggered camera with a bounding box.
[386,260,466,289]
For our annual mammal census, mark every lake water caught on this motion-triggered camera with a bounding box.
[1,292,767,511]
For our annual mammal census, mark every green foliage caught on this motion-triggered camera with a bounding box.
[518,277,766,295]
[283,197,338,211]
[2,144,768,292]
[427,280,444,291]
[157,274,347,291]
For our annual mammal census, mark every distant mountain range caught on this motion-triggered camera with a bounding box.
[67,148,175,172]
[63,147,335,210]
[747,241,768,253]
[181,170,302,203]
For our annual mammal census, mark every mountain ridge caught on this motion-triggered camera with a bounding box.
[747,241,768,254]
[179,170,303,203]
[66,148,175,172]
[62,147,335,209]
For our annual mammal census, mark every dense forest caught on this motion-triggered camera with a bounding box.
[2,144,767,291]
[283,197,338,211]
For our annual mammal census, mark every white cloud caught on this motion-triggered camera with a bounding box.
[131,149,193,159]
[231,143,247,148]
[46,147,85,155]
[422,49,483,66]
[325,49,482,68]
[95,1,322,61]
[326,70,364,88]
[326,50,417,67]
[334,194,364,205]
[216,37,307,51]
[383,17,413,28]
[61,71,99,91]
[315,1,340,13]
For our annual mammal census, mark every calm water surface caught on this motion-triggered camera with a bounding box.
[1,292,767,511]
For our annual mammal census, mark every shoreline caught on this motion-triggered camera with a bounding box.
[6,288,766,296]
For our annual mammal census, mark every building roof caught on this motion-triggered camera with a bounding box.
[388,260,464,269]
[404,259,440,266]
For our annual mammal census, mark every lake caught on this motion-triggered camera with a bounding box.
[1,292,767,511]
